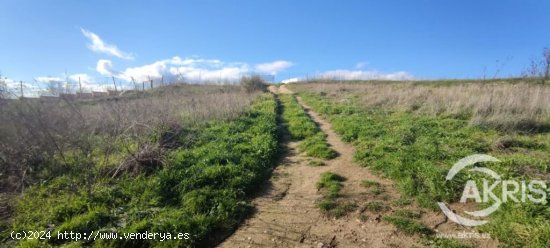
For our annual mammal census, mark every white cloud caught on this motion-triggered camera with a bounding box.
[81,28,134,60]
[170,64,249,82]
[3,77,34,91]
[68,73,93,83]
[170,57,223,67]
[33,73,121,93]
[34,76,64,83]
[281,77,300,84]
[122,60,170,82]
[255,60,293,75]
[68,73,110,91]
[319,70,413,81]
[10,77,63,97]
[95,57,288,83]
[96,59,119,76]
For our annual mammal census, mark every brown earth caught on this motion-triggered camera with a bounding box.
[218,85,498,248]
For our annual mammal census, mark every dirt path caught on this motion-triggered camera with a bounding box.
[219,85,496,247]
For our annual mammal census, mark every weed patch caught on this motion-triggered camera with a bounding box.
[307,159,325,167]
[5,94,280,247]
[279,95,337,160]
[316,172,356,217]
[383,214,433,236]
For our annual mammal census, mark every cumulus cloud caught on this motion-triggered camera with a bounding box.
[96,57,289,83]
[319,70,413,81]
[81,28,134,60]
[2,77,36,96]
[122,60,171,82]
[170,64,249,82]
[68,73,111,91]
[255,60,293,75]
[68,73,93,83]
[32,73,122,94]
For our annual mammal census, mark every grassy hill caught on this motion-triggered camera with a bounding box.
[288,79,550,247]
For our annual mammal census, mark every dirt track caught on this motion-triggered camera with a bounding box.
[218,85,497,248]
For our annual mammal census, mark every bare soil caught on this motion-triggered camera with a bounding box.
[218,85,498,248]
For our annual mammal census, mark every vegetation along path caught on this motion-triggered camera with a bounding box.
[220,85,498,248]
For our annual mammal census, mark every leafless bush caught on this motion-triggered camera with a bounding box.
[240,76,267,93]
[291,81,550,132]
[0,84,258,193]
[0,76,8,100]
[523,47,550,82]
[111,144,164,177]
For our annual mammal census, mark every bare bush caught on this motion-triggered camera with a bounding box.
[523,47,550,82]
[0,84,258,193]
[240,76,267,93]
[291,80,550,132]
[0,76,8,100]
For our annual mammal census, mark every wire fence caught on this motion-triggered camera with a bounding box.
[0,73,277,99]
[0,70,418,99]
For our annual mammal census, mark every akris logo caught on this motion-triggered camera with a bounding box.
[438,154,547,226]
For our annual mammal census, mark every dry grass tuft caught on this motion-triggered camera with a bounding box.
[0,84,259,193]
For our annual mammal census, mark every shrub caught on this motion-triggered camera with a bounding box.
[240,76,267,93]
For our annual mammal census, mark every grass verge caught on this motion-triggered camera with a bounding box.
[279,94,336,160]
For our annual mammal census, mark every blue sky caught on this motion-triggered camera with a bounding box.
[1,0,549,93]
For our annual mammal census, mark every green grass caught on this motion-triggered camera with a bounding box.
[279,94,318,140]
[360,180,384,195]
[392,197,413,207]
[279,95,337,160]
[308,159,325,167]
[382,214,433,236]
[328,203,358,218]
[293,89,550,247]
[360,180,380,188]
[422,238,471,248]
[3,94,280,247]
[315,172,356,217]
[298,133,338,159]
[316,172,345,197]
[363,201,388,212]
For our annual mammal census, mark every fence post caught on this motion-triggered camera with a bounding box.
[112,76,118,92]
